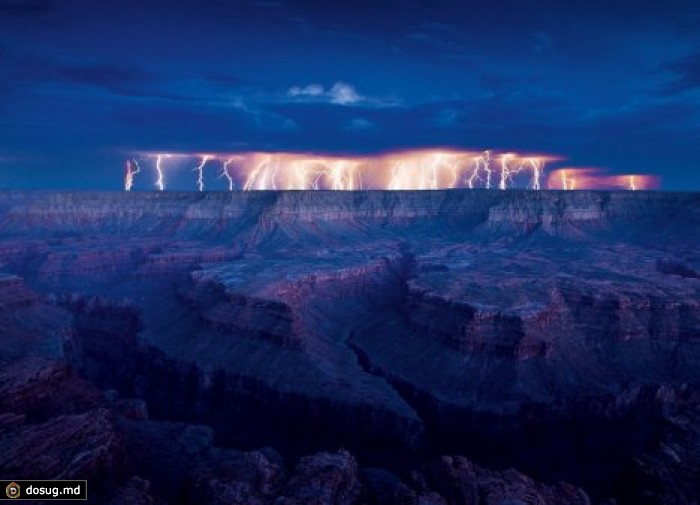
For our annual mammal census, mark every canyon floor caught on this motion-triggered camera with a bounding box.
[0,190,699,504]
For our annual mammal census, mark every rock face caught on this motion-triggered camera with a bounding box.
[0,407,118,480]
[107,477,164,505]
[616,404,700,504]
[0,358,120,502]
[278,450,363,505]
[0,358,593,504]
[0,356,102,420]
[425,455,590,505]
[0,189,698,504]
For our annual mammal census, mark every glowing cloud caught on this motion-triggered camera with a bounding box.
[547,168,659,191]
[287,81,363,105]
[125,149,659,191]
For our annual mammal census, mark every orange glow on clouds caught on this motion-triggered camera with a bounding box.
[127,149,660,191]
[547,168,660,191]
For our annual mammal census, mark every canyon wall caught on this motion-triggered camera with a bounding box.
[0,189,698,503]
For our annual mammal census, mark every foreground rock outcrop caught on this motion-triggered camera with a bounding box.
[616,404,700,504]
[0,358,598,504]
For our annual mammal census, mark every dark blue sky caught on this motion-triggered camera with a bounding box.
[1,0,699,190]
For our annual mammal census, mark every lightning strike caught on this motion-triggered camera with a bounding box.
[498,153,523,190]
[220,157,240,191]
[328,160,361,190]
[193,155,212,192]
[127,150,657,191]
[560,169,576,190]
[155,154,167,191]
[548,168,658,191]
[527,158,544,190]
[124,159,140,191]
[244,155,278,191]
[467,151,491,189]
[388,161,407,190]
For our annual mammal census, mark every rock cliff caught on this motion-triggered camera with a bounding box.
[0,189,698,503]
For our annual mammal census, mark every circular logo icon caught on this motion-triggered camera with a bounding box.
[6,482,20,499]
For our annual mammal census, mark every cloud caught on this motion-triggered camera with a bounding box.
[0,51,256,106]
[287,81,363,105]
[660,52,700,95]
[201,72,255,88]
[346,118,375,131]
[328,82,362,104]
[58,62,155,91]
[0,51,167,100]
[288,83,325,97]
[434,107,462,127]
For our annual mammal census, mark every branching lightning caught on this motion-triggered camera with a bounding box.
[327,160,361,190]
[220,157,240,191]
[125,150,659,191]
[242,156,364,190]
[559,169,576,190]
[124,159,140,191]
[527,158,544,190]
[244,155,279,190]
[548,168,657,191]
[193,155,212,192]
[498,153,521,190]
[468,151,491,189]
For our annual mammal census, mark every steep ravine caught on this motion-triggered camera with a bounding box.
[345,336,668,502]
[61,265,425,470]
[2,190,699,504]
[59,256,688,503]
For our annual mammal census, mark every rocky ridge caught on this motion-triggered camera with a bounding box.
[0,190,698,503]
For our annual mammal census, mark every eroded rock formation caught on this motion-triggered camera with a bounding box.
[0,190,698,503]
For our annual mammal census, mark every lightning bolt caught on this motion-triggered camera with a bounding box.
[388,160,406,190]
[468,151,491,189]
[264,157,279,190]
[499,153,524,190]
[328,160,360,190]
[527,158,544,190]
[548,168,656,191]
[483,151,493,189]
[244,155,277,190]
[560,169,576,190]
[124,158,140,191]
[288,159,321,190]
[193,155,212,192]
[312,168,323,190]
[127,150,657,191]
[155,154,167,191]
[220,157,240,191]
[425,153,441,190]
[446,157,460,188]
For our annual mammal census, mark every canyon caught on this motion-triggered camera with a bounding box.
[0,190,698,504]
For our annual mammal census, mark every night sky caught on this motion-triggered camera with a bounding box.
[1,0,699,190]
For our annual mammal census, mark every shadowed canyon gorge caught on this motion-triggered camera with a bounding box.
[1,190,699,504]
